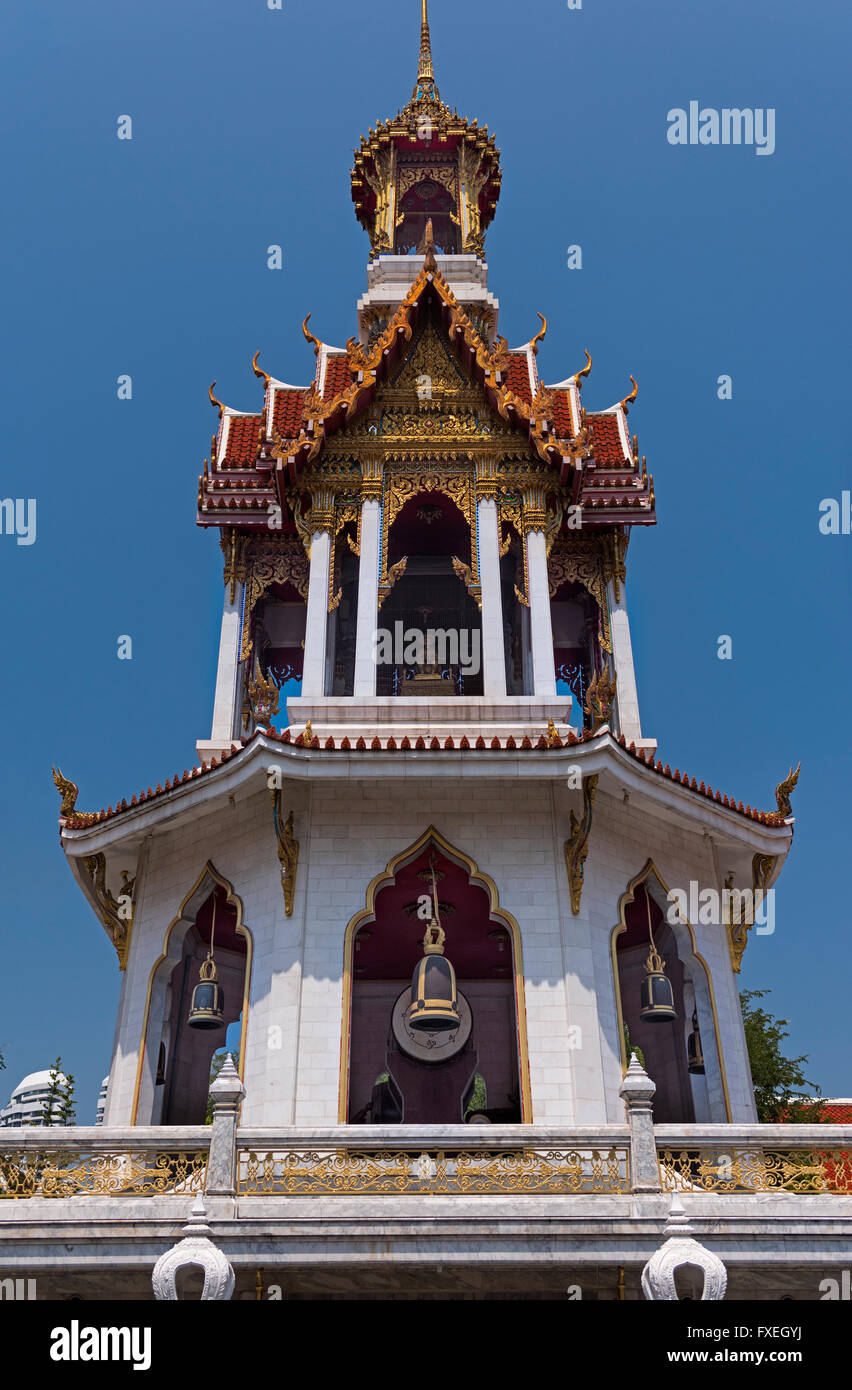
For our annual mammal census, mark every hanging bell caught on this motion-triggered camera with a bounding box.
[687,1009,705,1074]
[639,948,677,1023]
[409,919,461,1033]
[187,954,225,1030]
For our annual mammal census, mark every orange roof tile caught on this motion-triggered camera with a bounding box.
[587,413,627,464]
[506,353,532,404]
[223,415,262,466]
[323,355,353,401]
[272,389,306,438]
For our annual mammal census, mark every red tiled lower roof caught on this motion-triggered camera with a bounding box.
[506,353,532,404]
[223,415,262,466]
[58,729,787,831]
[273,388,306,438]
[551,388,574,436]
[816,1103,852,1123]
[587,413,627,464]
[323,354,353,401]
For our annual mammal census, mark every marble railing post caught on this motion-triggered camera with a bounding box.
[619,1053,661,1194]
[204,1055,245,1197]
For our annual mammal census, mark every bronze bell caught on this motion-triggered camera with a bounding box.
[687,1009,705,1073]
[409,853,461,1033]
[187,953,225,1030]
[638,888,676,1022]
[409,918,461,1032]
[188,894,225,1030]
[639,948,677,1023]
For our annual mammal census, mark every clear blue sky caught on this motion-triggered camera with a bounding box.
[1,0,849,1118]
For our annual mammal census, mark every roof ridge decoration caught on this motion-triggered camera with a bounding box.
[270,263,592,476]
[775,762,800,818]
[58,729,791,833]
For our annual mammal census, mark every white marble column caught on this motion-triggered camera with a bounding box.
[526,528,557,698]
[301,530,332,697]
[353,497,382,696]
[476,496,507,697]
[608,581,642,742]
[210,587,243,743]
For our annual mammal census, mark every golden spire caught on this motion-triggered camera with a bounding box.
[413,0,439,102]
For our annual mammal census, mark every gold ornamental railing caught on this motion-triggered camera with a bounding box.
[656,1126,852,1196]
[237,1144,629,1196]
[0,1129,209,1199]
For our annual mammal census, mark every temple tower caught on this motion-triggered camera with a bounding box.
[57,3,795,1136]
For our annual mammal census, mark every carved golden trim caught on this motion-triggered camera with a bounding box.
[52,766,79,816]
[81,853,135,970]
[584,662,617,733]
[726,855,776,974]
[563,775,598,915]
[451,555,482,609]
[548,536,614,654]
[338,825,533,1124]
[220,529,248,604]
[247,659,280,725]
[238,1145,628,1196]
[270,794,299,917]
[474,457,499,499]
[239,539,310,662]
[377,556,408,611]
[359,459,383,501]
[377,466,478,606]
[775,763,800,818]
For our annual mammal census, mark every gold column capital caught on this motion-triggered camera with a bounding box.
[475,458,500,500]
[360,459,383,501]
[306,486,336,534]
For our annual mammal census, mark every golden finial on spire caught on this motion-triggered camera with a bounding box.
[413,0,439,102]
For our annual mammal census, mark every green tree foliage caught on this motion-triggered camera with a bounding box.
[41,1057,76,1126]
[740,990,823,1123]
[623,1023,645,1070]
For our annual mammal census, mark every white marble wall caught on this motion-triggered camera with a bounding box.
[107,773,757,1128]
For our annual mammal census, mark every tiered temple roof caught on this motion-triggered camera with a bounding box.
[198,265,654,532]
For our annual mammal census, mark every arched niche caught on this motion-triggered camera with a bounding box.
[610,861,731,1123]
[131,863,252,1126]
[551,578,603,728]
[378,490,483,696]
[239,539,309,729]
[396,179,459,254]
[339,827,532,1124]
